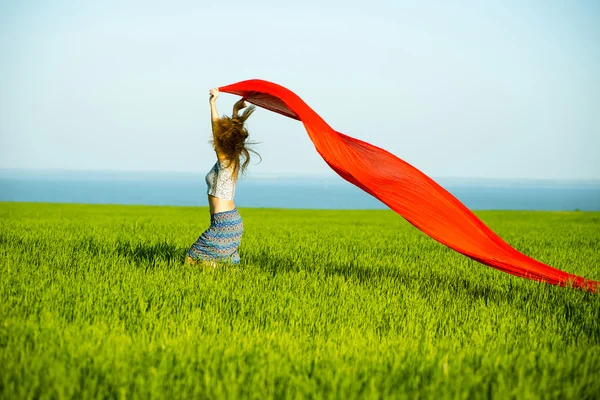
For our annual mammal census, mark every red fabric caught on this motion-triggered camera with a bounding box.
[219,79,599,293]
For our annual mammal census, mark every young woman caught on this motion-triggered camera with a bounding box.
[186,88,257,265]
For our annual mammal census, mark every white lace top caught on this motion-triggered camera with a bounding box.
[206,160,236,200]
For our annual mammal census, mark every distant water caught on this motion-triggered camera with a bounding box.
[0,170,599,211]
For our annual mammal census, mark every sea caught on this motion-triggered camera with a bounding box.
[1,169,599,211]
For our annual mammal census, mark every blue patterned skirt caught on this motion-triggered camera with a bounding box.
[187,209,243,264]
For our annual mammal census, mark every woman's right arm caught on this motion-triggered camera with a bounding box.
[209,88,220,131]
[209,88,225,160]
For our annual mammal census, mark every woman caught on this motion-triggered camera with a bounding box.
[186,88,257,265]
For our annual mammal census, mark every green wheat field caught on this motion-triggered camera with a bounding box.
[1,202,599,399]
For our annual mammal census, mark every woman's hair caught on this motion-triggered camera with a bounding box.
[212,105,260,178]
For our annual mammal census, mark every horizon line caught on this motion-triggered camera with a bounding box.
[1,167,599,184]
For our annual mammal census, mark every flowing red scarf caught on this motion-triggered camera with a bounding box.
[219,79,598,293]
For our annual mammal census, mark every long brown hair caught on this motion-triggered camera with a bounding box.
[211,105,260,178]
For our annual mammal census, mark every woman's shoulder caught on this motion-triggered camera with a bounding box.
[217,157,234,167]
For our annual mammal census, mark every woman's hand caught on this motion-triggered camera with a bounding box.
[232,98,248,117]
[233,98,247,110]
[209,88,219,103]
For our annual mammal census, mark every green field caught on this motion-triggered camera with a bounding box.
[1,202,599,399]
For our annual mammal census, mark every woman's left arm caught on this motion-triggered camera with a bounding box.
[232,98,247,118]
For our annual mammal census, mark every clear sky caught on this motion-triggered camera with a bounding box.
[1,0,599,180]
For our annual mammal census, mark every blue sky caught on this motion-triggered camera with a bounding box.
[1,0,599,180]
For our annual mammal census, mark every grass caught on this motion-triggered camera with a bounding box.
[1,202,599,399]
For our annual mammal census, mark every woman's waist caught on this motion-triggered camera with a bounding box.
[208,195,236,215]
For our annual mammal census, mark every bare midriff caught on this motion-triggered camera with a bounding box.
[208,195,236,216]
